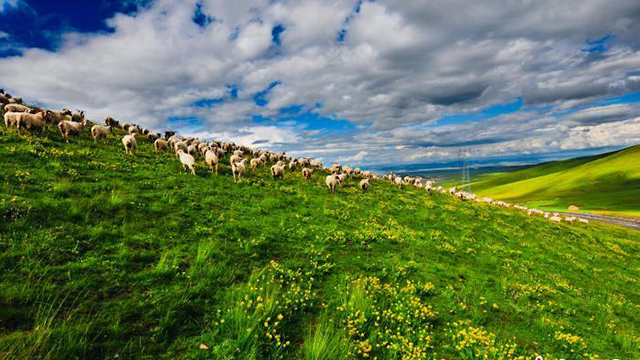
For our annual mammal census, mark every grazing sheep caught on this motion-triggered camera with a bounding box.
[362,171,372,179]
[91,125,112,141]
[154,139,169,153]
[325,172,338,193]
[395,176,403,189]
[197,142,209,156]
[3,103,30,113]
[302,167,313,181]
[128,125,141,135]
[122,134,137,155]
[177,149,196,175]
[4,111,23,130]
[146,132,161,142]
[336,173,347,185]
[230,154,242,165]
[232,159,248,183]
[270,164,285,180]
[250,158,261,169]
[174,141,188,154]
[43,109,72,124]
[578,218,589,224]
[71,110,85,123]
[187,144,198,157]
[17,111,47,134]
[164,131,176,140]
[105,116,119,128]
[58,118,87,142]
[205,149,219,175]
[359,178,370,192]
[549,215,562,223]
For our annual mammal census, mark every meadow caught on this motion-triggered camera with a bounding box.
[461,146,640,218]
[0,125,639,359]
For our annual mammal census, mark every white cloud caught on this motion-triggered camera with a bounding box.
[0,0,18,12]
[1,0,640,168]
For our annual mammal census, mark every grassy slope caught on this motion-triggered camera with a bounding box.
[0,125,639,359]
[469,146,640,217]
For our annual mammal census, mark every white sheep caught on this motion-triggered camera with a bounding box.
[17,111,47,134]
[4,111,23,130]
[174,141,188,154]
[230,154,242,165]
[154,139,170,153]
[326,172,338,193]
[232,158,248,183]
[549,215,562,222]
[147,132,161,142]
[122,134,137,155]
[187,144,198,157]
[177,149,196,175]
[302,167,313,181]
[359,178,370,192]
[395,176,403,189]
[2,103,30,113]
[271,164,285,180]
[205,149,219,175]
[58,118,87,142]
[44,109,72,124]
[250,158,261,169]
[91,125,111,142]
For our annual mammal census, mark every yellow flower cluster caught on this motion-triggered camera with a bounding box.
[215,250,335,356]
[336,277,437,359]
[354,218,418,246]
[554,331,586,352]
[449,320,519,359]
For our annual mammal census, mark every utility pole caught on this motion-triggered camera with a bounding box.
[459,148,471,192]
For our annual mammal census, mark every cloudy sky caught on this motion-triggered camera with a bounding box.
[1,0,640,171]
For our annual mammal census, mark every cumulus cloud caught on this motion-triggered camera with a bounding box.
[1,0,640,167]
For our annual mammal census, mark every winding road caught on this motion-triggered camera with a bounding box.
[557,212,640,230]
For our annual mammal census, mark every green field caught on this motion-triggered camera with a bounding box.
[1,124,639,359]
[466,146,640,218]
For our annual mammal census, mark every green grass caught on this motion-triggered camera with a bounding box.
[0,124,639,359]
[465,146,640,217]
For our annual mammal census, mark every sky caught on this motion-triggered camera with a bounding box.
[1,0,640,171]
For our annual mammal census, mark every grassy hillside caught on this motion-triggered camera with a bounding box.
[468,146,640,217]
[1,125,639,359]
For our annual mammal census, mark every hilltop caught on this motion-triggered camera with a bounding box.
[0,124,639,359]
[467,145,640,218]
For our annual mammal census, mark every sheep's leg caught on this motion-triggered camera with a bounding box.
[215,164,218,176]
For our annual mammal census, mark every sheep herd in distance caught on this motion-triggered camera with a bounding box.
[2,88,590,226]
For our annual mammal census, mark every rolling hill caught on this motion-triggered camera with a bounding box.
[468,146,640,218]
[0,124,639,359]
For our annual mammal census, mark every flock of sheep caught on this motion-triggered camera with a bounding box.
[2,90,374,193]
[1,89,589,225]
[382,172,589,224]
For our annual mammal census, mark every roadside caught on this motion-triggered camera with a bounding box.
[557,211,640,231]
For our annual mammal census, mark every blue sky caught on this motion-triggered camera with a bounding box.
[1,0,640,171]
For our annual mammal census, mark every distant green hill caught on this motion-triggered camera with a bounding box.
[470,145,640,217]
[1,124,639,359]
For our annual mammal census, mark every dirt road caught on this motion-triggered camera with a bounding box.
[558,212,640,230]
